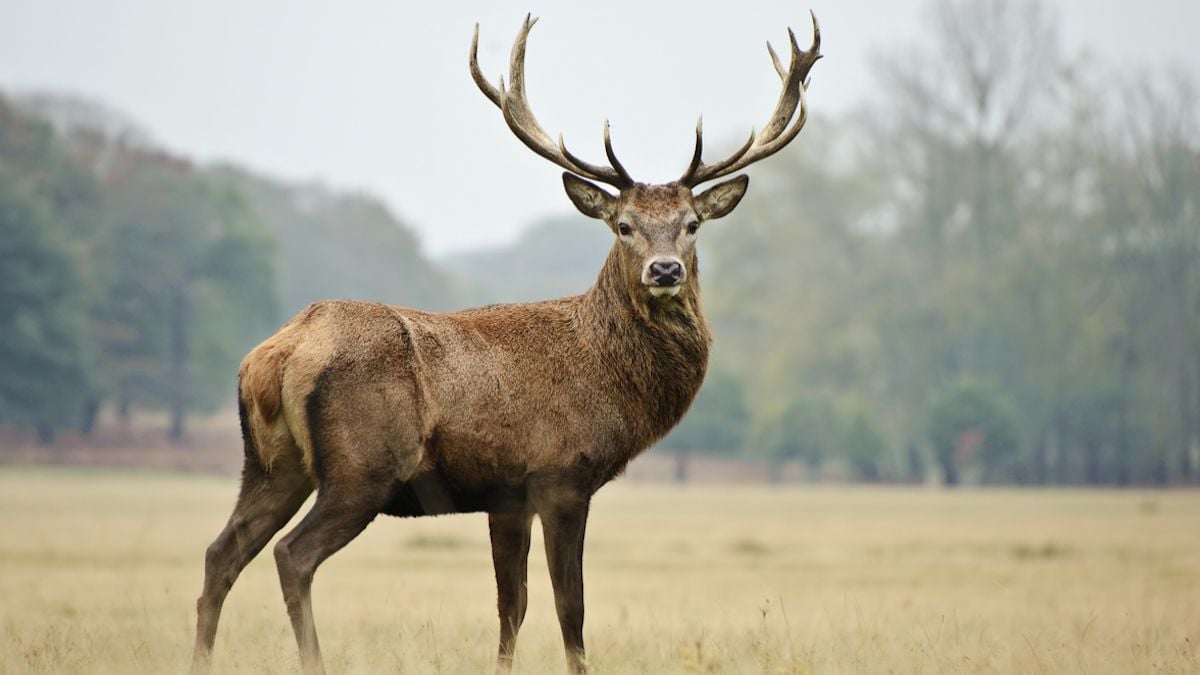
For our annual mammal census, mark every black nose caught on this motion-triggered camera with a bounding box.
[649,260,683,285]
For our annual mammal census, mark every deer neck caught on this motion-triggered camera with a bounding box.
[580,243,712,444]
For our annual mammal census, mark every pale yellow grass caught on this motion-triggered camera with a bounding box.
[0,468,1197,674]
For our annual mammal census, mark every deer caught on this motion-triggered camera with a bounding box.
[190,12,821,675]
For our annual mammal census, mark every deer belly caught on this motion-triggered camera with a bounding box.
[381,466,528,517]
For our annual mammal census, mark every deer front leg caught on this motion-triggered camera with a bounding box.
[537,491,590,674]
[489,511,534,672]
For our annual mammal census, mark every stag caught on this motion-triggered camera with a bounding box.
[191,13,821,675]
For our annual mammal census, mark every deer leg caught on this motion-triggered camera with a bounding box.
[538,493,591,674]
[489,511,534,672]
[273,485,385,675]
[192,455,312,674]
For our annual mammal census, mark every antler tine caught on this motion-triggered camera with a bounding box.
[683,116,704,182]
[767,42,786,82]
[558,131,626,181]
[682,118,760,187]
[469,24,502,107]
[810,9,822,57]
[470,16,634,188]
[604,120,634,187]
[679,10,822,187]
[762,28,806,141]
[506,14,538,109]
[498,16,562,163]
[694,128,758,180]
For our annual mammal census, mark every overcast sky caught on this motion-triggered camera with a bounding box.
[1,1,1197,255]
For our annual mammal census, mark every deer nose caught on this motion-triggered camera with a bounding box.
[648,260,684,286]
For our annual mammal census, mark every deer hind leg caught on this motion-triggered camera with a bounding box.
[270,351,426,673]
[273,481,390,675]
[192,451,313,673]
[489,511,534,672]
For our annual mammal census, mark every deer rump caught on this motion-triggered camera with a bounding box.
[239,299,665,519]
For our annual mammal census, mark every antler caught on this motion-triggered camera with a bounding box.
[471,15,635,189]
[679,11,823,187]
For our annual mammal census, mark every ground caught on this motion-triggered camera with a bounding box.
[0,468,1197,674]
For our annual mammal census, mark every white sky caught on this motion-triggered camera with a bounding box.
[1,1,1197,255]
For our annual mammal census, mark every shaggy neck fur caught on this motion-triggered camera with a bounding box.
[579,242,712,448]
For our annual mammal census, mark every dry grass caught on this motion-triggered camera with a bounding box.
[0,468,1197,674]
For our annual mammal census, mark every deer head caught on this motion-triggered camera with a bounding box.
[470,14,821,301]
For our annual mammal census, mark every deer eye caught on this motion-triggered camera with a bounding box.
[617,222,632,236]
[686,220,699,235]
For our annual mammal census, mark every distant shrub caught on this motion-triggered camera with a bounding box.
[926,378,1019,485]
[750,396,838,480]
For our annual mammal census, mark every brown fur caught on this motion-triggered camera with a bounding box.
[247,234,709,491]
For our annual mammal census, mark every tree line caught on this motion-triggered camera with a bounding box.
[663,0,1200,486]
[2,0,1196,486]
[0,95,455,442]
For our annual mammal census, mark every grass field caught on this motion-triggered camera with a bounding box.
[0,468,1197,674]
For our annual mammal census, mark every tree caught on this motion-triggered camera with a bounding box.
[926,378,1018,485]
[860,0,1091,484]
[0,95,100,441]
[836,400,889,482]
[0,167,92,441]
[93,154,279,440]
[1089,70,1200,484]
[750,396,839,482]
[705,117,883,406]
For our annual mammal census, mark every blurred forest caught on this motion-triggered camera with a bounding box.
[1,0,1197,485]
[0,94,461,444]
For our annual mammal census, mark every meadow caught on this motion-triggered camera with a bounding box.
[0,468,1196,674]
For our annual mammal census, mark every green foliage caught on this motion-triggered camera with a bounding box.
[0,99,99,439]
[696,0,1200,486]
[0,165,92,438]
[750,396,838,477]
[837,400,889,482]
[744,394,890,481]
[0,94,282,440]
[926,379,1019,485]
[88,155,279,438]
[0,92,463,442]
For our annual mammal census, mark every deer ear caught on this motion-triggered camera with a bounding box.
[694,175,749,221]
[563,173,617,221]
